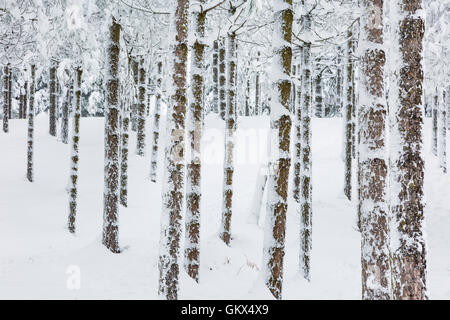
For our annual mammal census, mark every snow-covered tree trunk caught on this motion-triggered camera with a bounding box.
[219,38,226,121]
[262,0,293,300]
[23,81,28,120]
[119,84,130,207]
[19,88,24,119]
[49,64,57,137]
[103,16,121,254]
[245,78,250,116]
[131,59,139,132]
[212,40,219,114]
[293,47,303,207]
[359,0,391,300]
[219,32,237,246]
[158,0,190,300]
[68,68,82,234]
[185,4,206,283]
[299,10,313,281]
[390,0,427,300]
[344,28,355,200]
[150,60,163,183]
[3,65,9,133]
[8,68,12,120]
[61,86,70,144]
[314,68,323,117]
[26,65,36,183]
[439,88,447,173]
[255,51,261,116]
[432,90,438,156]
[336,46,343,116]
[136,57,147,156]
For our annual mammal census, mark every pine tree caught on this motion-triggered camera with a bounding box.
[359,0,391,300]
[158,0,190,300]
[149,60,163,183]
[390,0,427,300]
[27,65,36,182]
[263,0,293,300]
[68,68,82,234]
[103,16,121,254]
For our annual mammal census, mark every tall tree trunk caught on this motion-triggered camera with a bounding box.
[68,68,82,234]
[314,71,323,118]
[299,10,313,282]
[27,65,36,182]
[3,65,9,133]
[263,0,293,300]
[61,86,70,144]
[212,40,219,114]
[8,69,12,119]
[439,88,447,173]
[131,59,139,132]
[158,0,190,300]
[119,81,131,207]
[23,81,28,120]
[103,16,121,254]
[149,60,163,183]
[432,90,438,156]
[218,38,226,120]
[390,0,427,300]
[136,57,147,156]
[49,64,57,136]
[344,28,354,200]
[336,46,343,116]
[255,51,261,116]
[359,0,391,300]
[293,48,303,209]
[185,5,206,283]
[219,32,237,246]
[19,88,24,119]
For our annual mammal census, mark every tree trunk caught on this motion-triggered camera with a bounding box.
[432,90,438,156]
[119,81,131,207]
[344,29,354,200]
[27,65,36,182]
[68,68,82,234]
[131,59,139,132]
[158,0,190,300]
[8,69,12,120]
[263,0,293,300]
[136,57,147,156]
[150,60,163,183]
[359,0,391,300]
[49,64,57,136]
[218,38,226,120]
[212,40,219,114]
[23,81,28,120]
[185,6,206,283]
[439,88,447,173]
[61,86,70,144]
[390,0,427,300]
[103,16,121,254]
[219,32,237,246]
[3,65,9,133]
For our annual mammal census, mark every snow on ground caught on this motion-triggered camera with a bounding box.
[0,113,448,299]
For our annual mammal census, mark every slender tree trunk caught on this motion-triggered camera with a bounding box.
[439,88,447,173]
[119,82,130,207]
[150,60,163,183]
[19,89,24,119]
[336,46,343,116]
[359,0,391,300]
[27,65,36,182]
[103,16,121,254]
[300,36,313,282]
[8,69,12,120]
[49,64,57,136]
[23,81,28,120]
[432,90,438,156]
[61,86,70,144]
[255,52,261,116]
[344,29,354,200]
[219,32,237,246]
[218,38,226,121]
[136,57,147,156]
[131,59,139,132]
[3,65,9,133]
[245,77,250,116]
[158,0,190,300]
[263,0,293,300]
[212,40,219,114]
[390,0,427,300]
[185,6,206,283]
[293,48,303,207]
[68,68,82,234]
[314,69,323,118]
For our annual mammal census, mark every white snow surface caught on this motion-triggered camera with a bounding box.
[0,114,449,299]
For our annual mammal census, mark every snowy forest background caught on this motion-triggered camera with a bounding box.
[0,0,449,300]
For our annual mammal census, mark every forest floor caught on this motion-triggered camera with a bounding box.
[0,112,449,299]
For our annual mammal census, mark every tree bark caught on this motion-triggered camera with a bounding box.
[3,65,9,133]
[103,16,121,254]
[390,0,427,300]
[158,0,190,300]
[136,57,147,156]
[27,65,36,182]
[150,60,163,183]
[49,64,57,136]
